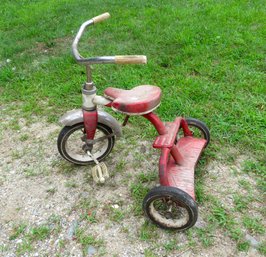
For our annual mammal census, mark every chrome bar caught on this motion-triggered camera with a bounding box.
[71,13,147,66]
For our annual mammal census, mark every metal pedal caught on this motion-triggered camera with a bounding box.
[92,162,109,183]
[87,151,109,184]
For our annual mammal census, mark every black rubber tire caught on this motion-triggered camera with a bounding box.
[143,186,198,231]
[57,123,115,165]
[184,118,210,147]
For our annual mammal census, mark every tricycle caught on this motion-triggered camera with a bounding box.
[57,13,210,231]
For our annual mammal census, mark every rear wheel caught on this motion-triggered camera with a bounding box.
[143,186,198,230]
[57,123,115,165]
[178,118,210,147]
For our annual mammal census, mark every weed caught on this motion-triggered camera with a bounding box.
[130,183,150,215]
[144,249,157,257]
[163,239,180,251]
[196,227,214,247]
[185,229,196,248]
[83,210,98,224]
[58,239,66,249]
[137,171,157,183]
[258,241,266,255]
[9,120,21,131]
[195,180,209,203]
[75,229,104,254]
[48,214,62,234]
[139,221,158,241]
[19,134,29,142]
[228,227,243,242]
[11,150,23,160]
[9,224,51,255]
[209,206,228,227]
[242,216,265,235]
[23,168,38,177]
[133,152,147,162]
[16,240,32,256]
[9,224,27,240]
[28,226,50,241]
[65,180,78,188]
[76,229,103,245]
[54,161,76,175]
[75,197,98,213]
[46,187,57,195]
[109,207,125,222]
[115,160,127,173]
[0,245,9,252]
[120,225,129,234]
[238,179,252,190]
[233,194,249,212]
[242,160,266,191]
[242,160,265,176]
[237,241,250,252]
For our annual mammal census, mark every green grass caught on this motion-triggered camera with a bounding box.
[130,182,150,215]
[75,228,105,255]
[9,224,27,240]
[196,227,214,247]
[0,0,265,161]
[9,225,51,255]
[243,216,265,235]
[139,221,158,241]
[28,226,50,241]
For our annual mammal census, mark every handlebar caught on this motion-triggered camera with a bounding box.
[72,12,147,65]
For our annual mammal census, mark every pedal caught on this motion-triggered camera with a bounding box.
[87,151,109,184]
[92,162,109,184]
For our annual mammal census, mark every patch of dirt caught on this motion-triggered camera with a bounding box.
[34,36,72,54]
[0,106,264,257]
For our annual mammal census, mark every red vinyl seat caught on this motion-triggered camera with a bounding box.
[104,85,161,115]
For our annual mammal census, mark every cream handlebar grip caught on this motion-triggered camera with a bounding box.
[92,12,111,24]
[114,55,147,64]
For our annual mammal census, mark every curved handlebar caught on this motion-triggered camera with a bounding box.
[72,12,147,65]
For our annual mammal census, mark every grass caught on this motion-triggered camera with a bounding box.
[0,0,265,161]
[130,182,150,215]
[243,216,265,235]
[9,224,27,240]
[139,221,158,241]
[196,227,214,247]
[0,0,265,255]
[233,194,250,212]
[75,229,105,255]
[9,224,51,256]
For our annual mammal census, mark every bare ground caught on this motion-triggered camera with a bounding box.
[0,106,265,257]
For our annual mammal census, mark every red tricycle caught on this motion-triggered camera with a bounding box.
[57,13,210,231]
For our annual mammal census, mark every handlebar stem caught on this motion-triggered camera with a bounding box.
[85,65,92,85]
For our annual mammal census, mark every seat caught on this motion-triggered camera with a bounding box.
[104,85,161,115]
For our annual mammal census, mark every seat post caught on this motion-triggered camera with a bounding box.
[143,112,167,135]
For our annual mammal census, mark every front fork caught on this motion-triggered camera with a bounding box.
[82,81,98,151]
[82,81,111,183]
[81,82,113,150]
[83,109,98,140]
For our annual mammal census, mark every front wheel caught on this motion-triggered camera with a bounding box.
[143,186,198,231]
[57,123,115,165]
